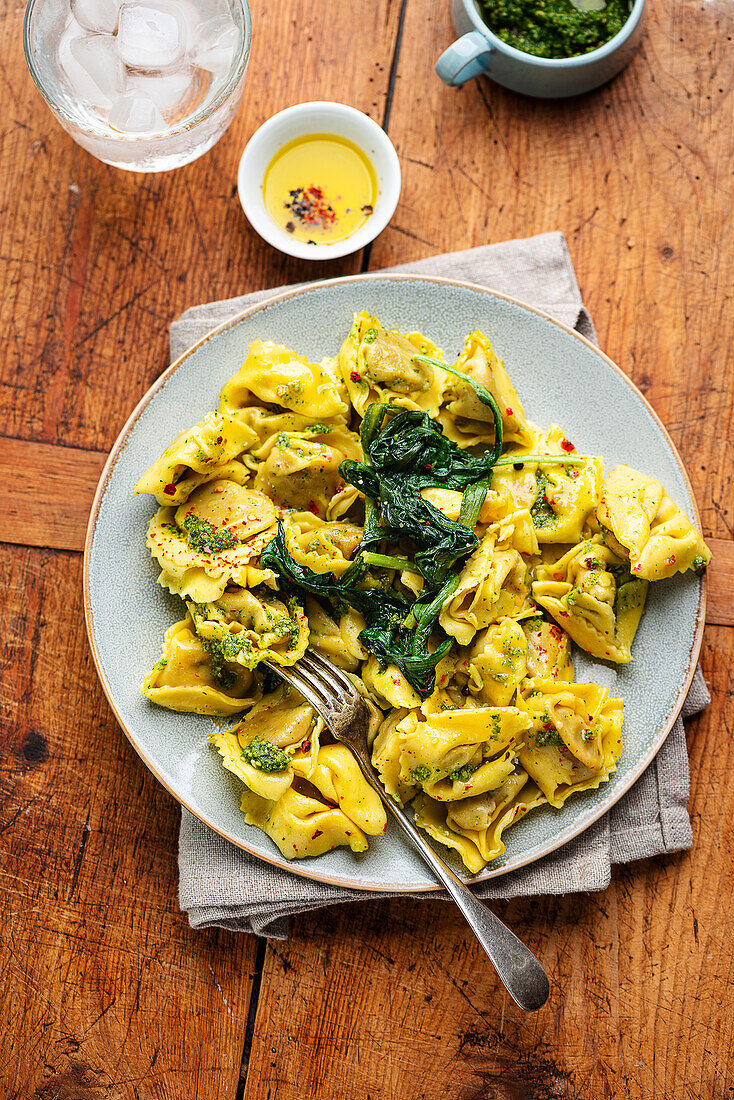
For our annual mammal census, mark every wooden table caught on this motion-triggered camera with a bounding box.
[2,1,733,1096]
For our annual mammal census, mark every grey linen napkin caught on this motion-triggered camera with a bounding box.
[173,232,710,938]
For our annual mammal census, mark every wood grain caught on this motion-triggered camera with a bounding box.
[706,537,734,628]
[0,546,258,1098]
[1,0,733,1094]
[0,438,105,551]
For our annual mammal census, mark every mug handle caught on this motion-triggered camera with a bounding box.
[435,30,492,86]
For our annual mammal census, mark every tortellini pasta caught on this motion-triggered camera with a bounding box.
[135,411,257,505]
[140,614,263,715]
[532,538,647,663]
[188,587,309,670]
[413,774,545,873]
[597,464,711,580]
[338,311,445,417]
[491,425,603,544]
[136,314,709,871]
[440,330,533,449]
[220,339,348,421]
[253,425,362,517]
[522,618,575,682]
[439,528,530,645]
[465,618,528,707]
[517,680,623,807]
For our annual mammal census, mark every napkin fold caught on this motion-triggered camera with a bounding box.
[172,232,709,939]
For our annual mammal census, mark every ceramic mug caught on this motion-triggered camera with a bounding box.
[436,0,646,98]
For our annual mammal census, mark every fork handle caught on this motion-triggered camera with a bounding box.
[356,762,550,1012]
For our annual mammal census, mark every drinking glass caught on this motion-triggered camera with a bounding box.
[24,0,252,172]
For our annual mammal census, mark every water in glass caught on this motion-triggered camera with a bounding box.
[27,0,249,171]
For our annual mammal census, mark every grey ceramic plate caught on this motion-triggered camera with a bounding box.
[84,275,705,892]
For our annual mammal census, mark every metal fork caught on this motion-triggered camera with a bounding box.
[266,648,550,1012]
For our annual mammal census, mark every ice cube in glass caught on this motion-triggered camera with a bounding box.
[109,90,166,133]
[70,0,122,35]
[59,24,125,109]
[125,67,206,123]
[117,1,186,72]
[194,14,240,74]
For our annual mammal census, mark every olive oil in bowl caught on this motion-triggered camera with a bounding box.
[263,134,378,246]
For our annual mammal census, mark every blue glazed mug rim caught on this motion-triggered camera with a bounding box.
[458,0,645,68]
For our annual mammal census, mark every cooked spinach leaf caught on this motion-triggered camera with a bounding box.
[260,360,505,698]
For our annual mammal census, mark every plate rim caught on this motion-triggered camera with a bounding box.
[83,272,706,893]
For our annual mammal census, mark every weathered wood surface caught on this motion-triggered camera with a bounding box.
[1,0,733,1094]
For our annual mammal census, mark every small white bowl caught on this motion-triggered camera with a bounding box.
[237,101,401,261]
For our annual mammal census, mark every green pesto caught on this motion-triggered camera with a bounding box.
[447,762,478,784]
[530,471,557,530]
[182,513,239,554]
[411,764,432,782]
[199,635,237,688]
[477,0,630,59]
[693,554,708,576]
[535,725,565,747]
[242,738,291,773]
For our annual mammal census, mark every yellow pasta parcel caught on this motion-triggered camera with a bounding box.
[187,587,308,671]
[337,311,445,418]
[532,537,647,663]
[220,339,349,421]
[239,786,371,859]
[597,464,711,580]
[140,614,263,716]
[134,411,257,506]
[253,425,362,517]
[522,617,575,682]
[517,679,623,807]
[439,529,529,645]
[466,618,528,708]
[440,330,533,449]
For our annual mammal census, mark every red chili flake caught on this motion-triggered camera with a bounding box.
[301,740,311,752]
[307,500,319,514]
[666,554,676,566]
[284,185,337,230]
[163,483,176,496]
[553,571,564,580]
[560,438,575,452]
[216,436,223,444]
[505,407,514,416]
[425,463,434,470]
[311,829,323,839]
[350,370,361,383]
[543,722,553,732]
